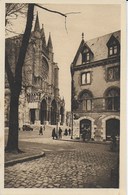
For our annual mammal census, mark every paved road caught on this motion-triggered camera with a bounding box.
[4,140,118,188]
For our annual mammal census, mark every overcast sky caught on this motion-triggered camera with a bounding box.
[6,4,121,111]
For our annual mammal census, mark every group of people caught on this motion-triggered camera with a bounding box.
[64,128,71,136]
[52,127,72,139]
[39,125,72,140]
[52,127,62,139]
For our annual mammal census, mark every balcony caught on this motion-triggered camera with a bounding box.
[73,97,120,113]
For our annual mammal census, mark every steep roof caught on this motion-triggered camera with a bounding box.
[72,30,120,65]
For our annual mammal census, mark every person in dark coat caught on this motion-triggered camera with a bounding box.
[68,128,71,136]
[52,128,56,139]
[59,127,62,139]
[64,128,68,136]
[39,126,43,135]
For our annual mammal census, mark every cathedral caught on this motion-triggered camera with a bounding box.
[71,31,120,141]
[5,14,65,128]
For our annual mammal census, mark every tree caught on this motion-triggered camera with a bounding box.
[5,3,75,152]
[5,4,35,152]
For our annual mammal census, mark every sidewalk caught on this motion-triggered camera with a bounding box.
[5,141,45,166]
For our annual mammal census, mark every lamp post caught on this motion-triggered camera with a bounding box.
[71,64,74,140]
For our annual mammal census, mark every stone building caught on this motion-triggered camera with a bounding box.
[5,14,65,128]
[71,31,120,141]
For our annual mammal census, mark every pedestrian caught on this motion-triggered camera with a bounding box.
[68,128,71,136]
[52,128,56,139]
[64,128,68,136]
[39,126,43,135]
[59,127,62,139]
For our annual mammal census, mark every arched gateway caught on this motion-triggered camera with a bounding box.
[106,118,120,140]
[40,99,47,124]
[80,119,91,140]
[51,100,57,125]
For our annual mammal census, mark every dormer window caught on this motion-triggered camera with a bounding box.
[107,35,120,57]
[109,45,119,56]
[81,48,91,64]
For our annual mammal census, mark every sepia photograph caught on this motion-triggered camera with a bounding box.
[2,0,126,194]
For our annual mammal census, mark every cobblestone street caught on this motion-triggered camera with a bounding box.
[4,140,118,188]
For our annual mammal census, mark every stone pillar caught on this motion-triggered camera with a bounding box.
[48,107,51,125]
[45,109,49,125]
[103,98,105,110]
[54,67,59,88]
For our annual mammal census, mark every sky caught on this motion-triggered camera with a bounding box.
[6,4,121,111]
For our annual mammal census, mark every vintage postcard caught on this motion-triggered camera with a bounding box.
[0,0,127,195]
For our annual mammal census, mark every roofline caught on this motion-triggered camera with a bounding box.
[85,29,121,43]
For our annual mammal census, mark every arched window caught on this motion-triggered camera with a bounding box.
[40,99,47,124]
[105,88,120,111]
[79,90,93,111]
[42,57,49,80]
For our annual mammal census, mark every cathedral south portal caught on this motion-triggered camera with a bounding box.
[5,14,65,128]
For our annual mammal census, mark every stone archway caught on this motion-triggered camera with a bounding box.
[40,99,47,124]
[78,116,95,139]
[102,115,120,140]
[51,100,57,125]
[106,118,120,140]
[80,119,91,140]
[30,109,35,124]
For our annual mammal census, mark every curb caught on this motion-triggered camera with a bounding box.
[59,139,111,145]
[5,152,45,167]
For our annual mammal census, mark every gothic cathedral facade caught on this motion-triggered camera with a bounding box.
[5,14,65,128]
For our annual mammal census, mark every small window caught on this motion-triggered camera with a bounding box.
[107,35,120,57]
[108,45,119,56]
[82,48,90,64]
[107,66,120,81]
[81,72,91,85]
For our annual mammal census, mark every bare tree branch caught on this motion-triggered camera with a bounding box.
[6,4,27,28]
[34,3,67,18]
[34,4,81,34]
[65,12,81,15]
[6,4,27,17]
[65,17,68,34]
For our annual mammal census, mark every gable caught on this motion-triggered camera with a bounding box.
[72,30,120,66]
[107,34,120,47]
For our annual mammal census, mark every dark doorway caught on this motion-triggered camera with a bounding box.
[30,109,35,124]
[60,107,64,125]
[40,99,47,124]
[51,100,57,125]
[106,118,120,140]
[80,119,91,140]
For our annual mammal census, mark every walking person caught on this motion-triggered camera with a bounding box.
[59,127,62,139]
[68,128,71,136]
[64,128,68,136]
[52,128,56,139]
[39,125,43,135]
